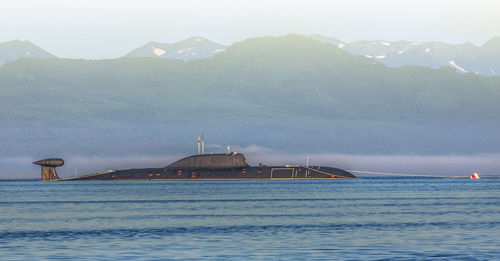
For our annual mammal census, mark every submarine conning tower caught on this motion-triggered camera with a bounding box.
[33,158,64,181]
[165,153,249,169]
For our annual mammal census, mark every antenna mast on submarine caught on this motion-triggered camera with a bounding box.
[201,134,205,155]
[197,136,201,155]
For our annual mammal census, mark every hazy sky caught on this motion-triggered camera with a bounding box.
[1,0,499,59]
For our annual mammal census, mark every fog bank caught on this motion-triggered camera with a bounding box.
[1,146,499,179]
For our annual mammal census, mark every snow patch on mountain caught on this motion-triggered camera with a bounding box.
[152,47,166,56]
[375,55,386,59]
[338,43,345,49]
[213,49,225,53]
[449,60,468,73]
[425,48,430,53]
[397,50,407,54]
[380,41,391,46]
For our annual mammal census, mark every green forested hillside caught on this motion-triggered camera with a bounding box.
[1,35,499,158]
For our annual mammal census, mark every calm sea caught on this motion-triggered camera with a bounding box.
[0,178,498,260]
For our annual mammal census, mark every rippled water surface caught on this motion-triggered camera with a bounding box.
[0,178,499,260]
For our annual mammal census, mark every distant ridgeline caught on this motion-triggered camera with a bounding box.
[1,35,500,157]
[2,35,500,75]
[0,40,55,65]
[307,35,500,77]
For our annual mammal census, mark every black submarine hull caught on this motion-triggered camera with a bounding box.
[35,153,356,181]
[66,166,355,181]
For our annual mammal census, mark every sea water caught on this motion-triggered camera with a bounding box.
[0,178,498,260]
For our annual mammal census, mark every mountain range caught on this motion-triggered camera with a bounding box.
[308,35,500,76]
[1,35,499,76]
[1,35,499,161]
[0,40,55,65]
[124,37,226,61]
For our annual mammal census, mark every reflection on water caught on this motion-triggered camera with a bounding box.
[0,178,499,260]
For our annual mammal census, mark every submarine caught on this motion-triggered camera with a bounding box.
[34,153,355,181]
[33,138,355,181]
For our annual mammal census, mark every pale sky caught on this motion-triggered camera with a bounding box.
[1,0,499,59]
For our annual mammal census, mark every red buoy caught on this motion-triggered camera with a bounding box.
[470,172,480,179]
